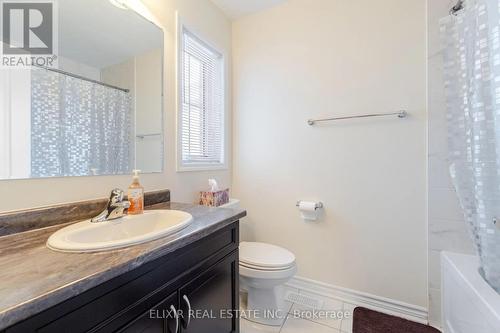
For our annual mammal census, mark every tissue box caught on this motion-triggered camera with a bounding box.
[199,188,229,207]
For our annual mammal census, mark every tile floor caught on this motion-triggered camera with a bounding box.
[240,288,355,333]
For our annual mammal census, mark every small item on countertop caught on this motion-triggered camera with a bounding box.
[127,169,144,215]
[199,178,229,207]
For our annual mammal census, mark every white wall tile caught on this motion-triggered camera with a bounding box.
[427,113,447,148]
[429,219,475,253]
[428,188,465,221]
[428,288,442,328]
[428,155,453,190]
[428,132,449,158]
[428,58,447,113]
[427,1,476,328]
[428,250,442,290]
[427,0,450,55]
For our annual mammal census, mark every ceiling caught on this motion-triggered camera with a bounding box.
[58,0,162,69]
[210,0,288,19]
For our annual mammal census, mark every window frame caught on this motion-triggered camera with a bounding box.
[176,19,227,172]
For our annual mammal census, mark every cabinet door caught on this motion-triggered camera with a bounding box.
[179,251,239,333]
[119,292,179,333]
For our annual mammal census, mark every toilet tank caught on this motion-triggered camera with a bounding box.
[219,199,240,209]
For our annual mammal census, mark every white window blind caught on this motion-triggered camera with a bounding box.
[180,28,224,168]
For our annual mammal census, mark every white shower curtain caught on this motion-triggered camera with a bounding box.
[441,0,500,292]
[30,68,132,177]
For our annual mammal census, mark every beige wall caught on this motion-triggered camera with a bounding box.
[135,48,163,173]
[0,0,232,212]
[232,0,427,307]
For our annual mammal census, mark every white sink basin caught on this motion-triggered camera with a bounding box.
[47,210,193,253]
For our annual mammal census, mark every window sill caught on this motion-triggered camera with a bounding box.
[176,164,228,172]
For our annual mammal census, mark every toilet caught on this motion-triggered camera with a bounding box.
[239,242,297,326]
[219,199,297,326]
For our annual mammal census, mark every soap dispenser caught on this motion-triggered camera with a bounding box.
[128,169,144,215]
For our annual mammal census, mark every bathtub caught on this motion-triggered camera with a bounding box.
[441,252,500,333]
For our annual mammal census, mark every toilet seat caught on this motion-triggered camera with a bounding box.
[240,242,296,271]
[240,261,295,271]
[240,261,297,280]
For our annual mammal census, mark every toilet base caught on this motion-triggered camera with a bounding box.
[244,285,288,326]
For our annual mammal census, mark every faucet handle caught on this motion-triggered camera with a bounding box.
[109,188,125,204]
[91,189,129,223]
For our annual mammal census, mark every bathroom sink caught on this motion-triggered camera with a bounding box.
[47,210,193,252]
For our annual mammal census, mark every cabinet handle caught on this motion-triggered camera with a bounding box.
[183,295,192,328]
[170,304,179,333]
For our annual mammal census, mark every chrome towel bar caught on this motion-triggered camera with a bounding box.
[136,133,162,139]
[307,110,407,126]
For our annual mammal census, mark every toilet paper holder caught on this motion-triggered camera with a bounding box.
[296,201,323,210]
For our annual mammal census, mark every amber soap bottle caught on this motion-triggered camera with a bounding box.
[128,170,144,215]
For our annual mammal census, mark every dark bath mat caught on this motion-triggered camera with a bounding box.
[353,307,441,333]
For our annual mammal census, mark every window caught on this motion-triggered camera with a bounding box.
[178,26,225,170]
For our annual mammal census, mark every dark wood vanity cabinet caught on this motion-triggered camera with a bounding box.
[179,253,237,333]
[5,222,240,333]
[119,291,177,333]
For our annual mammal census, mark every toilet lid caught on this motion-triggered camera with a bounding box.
[240,242,295,269]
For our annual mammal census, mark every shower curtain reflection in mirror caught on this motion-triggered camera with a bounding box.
[0,67,133,179]
[30,68,133,178]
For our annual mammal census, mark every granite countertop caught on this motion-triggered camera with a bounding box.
[0,202,246,330]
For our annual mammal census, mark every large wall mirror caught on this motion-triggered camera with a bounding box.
[0,0,164,180]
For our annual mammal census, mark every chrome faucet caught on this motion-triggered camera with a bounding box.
[91,189,130,223]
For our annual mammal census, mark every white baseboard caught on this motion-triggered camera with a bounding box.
[286,276,428,324]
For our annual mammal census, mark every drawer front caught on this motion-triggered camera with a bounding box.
[6,222,238,333]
